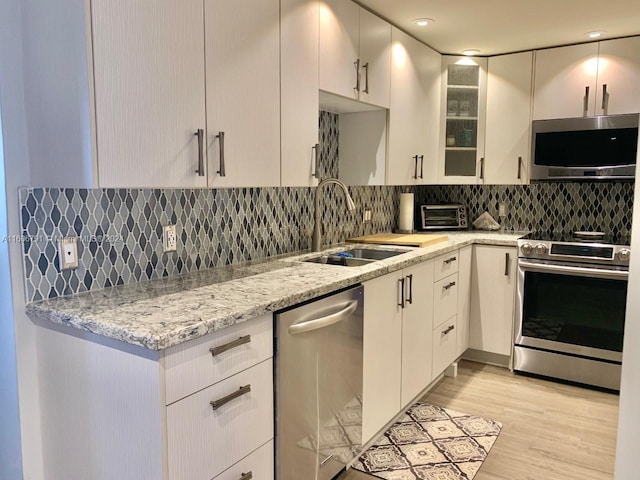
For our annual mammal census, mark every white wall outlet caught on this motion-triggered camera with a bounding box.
[58,237,79,270]
[363,209,372,223]
[498,202,508,217]
[163,225,177,252]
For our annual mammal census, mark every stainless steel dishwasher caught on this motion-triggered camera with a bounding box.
[275,285,364,480]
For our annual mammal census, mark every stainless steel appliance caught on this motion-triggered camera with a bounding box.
[514,232,630,390]
[531,113,639,180]
[275,285,364,480]
[417,204,468,231]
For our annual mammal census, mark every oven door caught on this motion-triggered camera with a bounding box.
[516,258,628,362]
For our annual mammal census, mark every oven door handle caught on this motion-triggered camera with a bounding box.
[518,259,628,280]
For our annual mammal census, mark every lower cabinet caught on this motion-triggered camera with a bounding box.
[469,245,517,357]
[456,246,473,357]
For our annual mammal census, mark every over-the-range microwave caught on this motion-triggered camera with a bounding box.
[530,113,639,180]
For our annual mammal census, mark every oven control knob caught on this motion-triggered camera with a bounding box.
[520,243,533,256]
[534,243,548,255]
[618,249,631,262]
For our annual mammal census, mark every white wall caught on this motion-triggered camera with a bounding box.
[0,0,43,478]
[615,132,640,480]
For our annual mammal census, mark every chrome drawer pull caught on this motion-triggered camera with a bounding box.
[239,472,253,480]
[195,129,205,176]
[442,325,455,335]
[443,281,456,290]
[398,277,406,309]
[210,384,251,410]
[443,257,457,264]
[210,335,251,357]
[320,454,334,468]
[406,274,413,305]
[216,131,226,177]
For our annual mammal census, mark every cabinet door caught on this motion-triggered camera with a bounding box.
[469,245,517,357]
[92,0,207,188]
[205,0,280,187]
[401,261,435,407]
[362,272,403,443]
[596,37,640,115]
[281,0,320,187]
[439,56,487,185]
[319,0,360,100]
[387,28,441,185]
[358,8,391,108]
[485,52,533,185]
[532,43,599,120]
[456,246,472,357]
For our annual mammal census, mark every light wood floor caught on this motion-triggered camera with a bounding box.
[340,360,619,480]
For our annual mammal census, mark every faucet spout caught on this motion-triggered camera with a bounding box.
[312,178,356,252]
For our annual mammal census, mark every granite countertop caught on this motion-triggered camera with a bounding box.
[25,231,526,351]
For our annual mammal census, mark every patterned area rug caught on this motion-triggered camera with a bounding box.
[352,402,502,480]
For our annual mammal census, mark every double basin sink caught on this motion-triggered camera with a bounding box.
[303,247,408,267]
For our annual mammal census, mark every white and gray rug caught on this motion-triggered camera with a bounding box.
[352,402,502,480]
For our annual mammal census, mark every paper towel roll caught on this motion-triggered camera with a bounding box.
[398,193,414,233]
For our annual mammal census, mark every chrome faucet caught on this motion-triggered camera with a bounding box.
[312,178,357,252]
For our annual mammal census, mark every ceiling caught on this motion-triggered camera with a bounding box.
[356,0,640,56]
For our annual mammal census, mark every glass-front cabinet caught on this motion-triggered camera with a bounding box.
[439,56,487,184]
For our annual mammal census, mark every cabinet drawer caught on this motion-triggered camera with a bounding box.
[433,316,457,377]
[167,359,274,480]
[214,440,273,480]
[434,251,459,281]
[164,314,273,404]
[433,273,458,328]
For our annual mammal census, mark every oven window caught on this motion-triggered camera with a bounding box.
[522,271,627,352]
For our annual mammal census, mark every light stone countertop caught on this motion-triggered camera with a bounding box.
[25,231,526,351]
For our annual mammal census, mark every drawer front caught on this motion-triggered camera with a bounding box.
[164,314,273,404]
[433,273,458,329]
[433,316,457,377]
[214,440,273,480]
[434,251,459,282]
[167,359,274,480]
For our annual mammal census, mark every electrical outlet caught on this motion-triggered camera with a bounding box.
[363,209,372,223]
[163,225,177,252]
[58,237,79,270]
[498,202,508,217]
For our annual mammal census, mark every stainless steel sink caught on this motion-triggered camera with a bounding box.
[303,247,408,267]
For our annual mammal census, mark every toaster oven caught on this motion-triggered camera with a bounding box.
[418,204,468,231]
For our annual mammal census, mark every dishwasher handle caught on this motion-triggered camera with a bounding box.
[288,300,359,335]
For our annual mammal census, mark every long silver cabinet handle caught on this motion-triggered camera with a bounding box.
[362,62,369,94]
[288,300,359,335]
[479,157,485,180]
[239,472,253,480]
[398,277,405,309]
[216,131,226,177]
[353,59,361,92]
[517,156,522,180]
[443,281,456,290]
[210,384,251,410]
[442,325,455,335]
[312,143,320,179]
[505,252,510,276]
[195,129,205,176]
[602,83,608,114]
[320,455,334,468]
[406,274,413,305]
[419,155,424,179]
[518,259,629,280]
[444,256,457,264]
[584,86,590,116]
[210,335,251,357]
[413,155,418,179]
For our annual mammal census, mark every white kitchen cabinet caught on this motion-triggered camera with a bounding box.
[36,314,274,480]
[205,0,280,187]
[432,251,460,377]
[439,56,488,184]
[280,0,320,187]
[456,246,472,358]
[362,260,434,442]
[319,0,390,107]
[469,245,517,358]
[484,52,533,185]
[432,316,457,377]
[387,27,441,185]
[596,37,640,115]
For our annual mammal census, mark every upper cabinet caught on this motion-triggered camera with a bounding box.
[387,28,441,186]
[280,0,320,187]
[533,38,640,120]
[483,51,534,185]
[205,0,281,187]
[319,0,391,108]
[439,56,488,184]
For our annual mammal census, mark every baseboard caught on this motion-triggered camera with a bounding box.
[462,349,511,369]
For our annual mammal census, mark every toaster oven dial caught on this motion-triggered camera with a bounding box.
[534,243,548,255]
[520,243,533,256]
[617,248,631,262]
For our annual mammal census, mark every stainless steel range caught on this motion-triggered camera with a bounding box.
[514,231,630,390]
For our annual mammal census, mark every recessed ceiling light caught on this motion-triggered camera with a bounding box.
[585,31,606,39]
[413,18,434,27]
[461,49,480,56]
